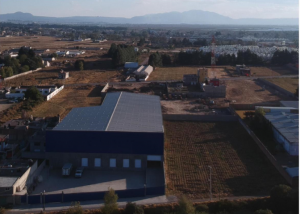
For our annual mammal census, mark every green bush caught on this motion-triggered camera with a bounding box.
[177,196,195,214]
[254,209,273,214]
[102,188,119,214]
[124,202,144,214]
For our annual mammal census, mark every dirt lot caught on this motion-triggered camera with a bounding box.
[265,77,299,93]
[225,79,290,105]
[207,67,230,79]
[28,85,103,119]
[0,36,117,52]
[226,66,296,77]
[4,67,119,87]
[147,67,200,81]
[164,121,286,199]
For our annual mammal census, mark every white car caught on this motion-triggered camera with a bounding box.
[75,167,84,178]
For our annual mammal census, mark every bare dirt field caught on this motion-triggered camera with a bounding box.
[147,67,199,81]
[225,79,290,105]
[4,67,119,87]
[164,121,286,199]
[265,77,299,93]
[28,85,103,119]
[0,36,119,52]
[207,67,230,79]
[226,66,296,77]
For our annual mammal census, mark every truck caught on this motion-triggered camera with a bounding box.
[62,163,73,176]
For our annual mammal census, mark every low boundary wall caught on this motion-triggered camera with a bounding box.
[46,85,64,101]
[3,68,42,81]
[229,107,293,186]
[257,78,296,98]
[163,114,238,122]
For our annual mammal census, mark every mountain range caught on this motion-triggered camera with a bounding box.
[0,11,298,25]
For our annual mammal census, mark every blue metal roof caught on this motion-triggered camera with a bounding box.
[54,92,163,133]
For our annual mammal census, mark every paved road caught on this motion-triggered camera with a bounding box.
[8,195,267,214]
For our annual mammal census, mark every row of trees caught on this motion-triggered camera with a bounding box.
[108,43,138,67]
[148,49,266,67]
[61,184,297,214]
[271,50,298,65]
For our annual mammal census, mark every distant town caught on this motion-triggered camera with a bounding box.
[0,18,298,214]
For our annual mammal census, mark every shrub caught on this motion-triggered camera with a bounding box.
[195,204,209,213]
[177,196,195,214]
[102,188,119,214]
[66,201,83,214]
[124,202,144,214]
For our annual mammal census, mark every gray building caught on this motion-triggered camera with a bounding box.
[46,92,164,171]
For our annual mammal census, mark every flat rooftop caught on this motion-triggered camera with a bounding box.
[258,107,299,144]
[54,92,163,133]
[0,177,18,187]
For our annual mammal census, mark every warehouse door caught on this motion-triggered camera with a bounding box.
[81,158,88,167]
[147,155,162,168]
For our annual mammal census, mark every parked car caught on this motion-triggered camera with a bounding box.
[75,167,84,178]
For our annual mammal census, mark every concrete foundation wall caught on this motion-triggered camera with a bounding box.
[47,152,152,170]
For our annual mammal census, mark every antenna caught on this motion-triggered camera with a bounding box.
[211,36,216,77]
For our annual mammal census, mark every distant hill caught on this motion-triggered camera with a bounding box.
[0,11,298,25]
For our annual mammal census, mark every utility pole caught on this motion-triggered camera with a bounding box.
[43,190,45,211]
[208,166,212,201]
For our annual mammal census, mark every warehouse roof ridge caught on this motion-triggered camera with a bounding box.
[53,92,163,133]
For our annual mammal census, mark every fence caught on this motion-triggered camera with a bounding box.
[21,185,165,205]
[163,114,238,122]
[230,103,280,110]
[257,78,296,98]
[229,107,293,186]
[46,85,64,101]
[3,68,41,81]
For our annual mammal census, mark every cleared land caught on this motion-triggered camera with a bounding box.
[226,66,296,77]
[0,36,116,52]
[265,77,299,93]
[225,79,289,105]
[28,85,103,119]
[164,121,286,199]
[4,67,119,86]
[147,67,199,81]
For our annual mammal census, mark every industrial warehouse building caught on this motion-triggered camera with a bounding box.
[257,106,299,156]
[46,92,164,170]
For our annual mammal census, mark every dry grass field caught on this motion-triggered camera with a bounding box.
[265,77,299,93]
[28,85,102,119]
[4,67,119,86]
[225,79,289,105]
[164,121,286,199]
[147,67,199,81]
[0,36,116,52]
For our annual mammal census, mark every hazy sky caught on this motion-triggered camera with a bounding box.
[0,0,299,19]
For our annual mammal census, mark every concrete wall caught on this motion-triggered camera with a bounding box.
[47,152,150,170]
[163,114,238,122]
[101,83,109,98]
[3,68,41,81]
[46,85,64,101]
[257,78,296,98]
[12,160,46,195]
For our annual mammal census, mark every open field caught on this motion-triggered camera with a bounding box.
[226,66,296,77]
[225,79,290,105]
[164,121,286,199]
[0,36,117,52]
[265,77,299,93]
[28,85,103,119]
[147,67,199,81]
[4,67,119,86]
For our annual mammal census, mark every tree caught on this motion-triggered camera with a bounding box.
[108,43,118,57]
[1,66,13,78]
[74,60,85,70]
[254,209,273,214]
[51,53,58,58]
[270,185,293,214]
[138,38,145,46]
[102,188,119,214]
[148,52,162,67]
[24,86,44,102]
[162,54,172,66]
[124,202,144,214]
[20,65,30,73]
[19,54,28,64]
[177,196,195,214]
